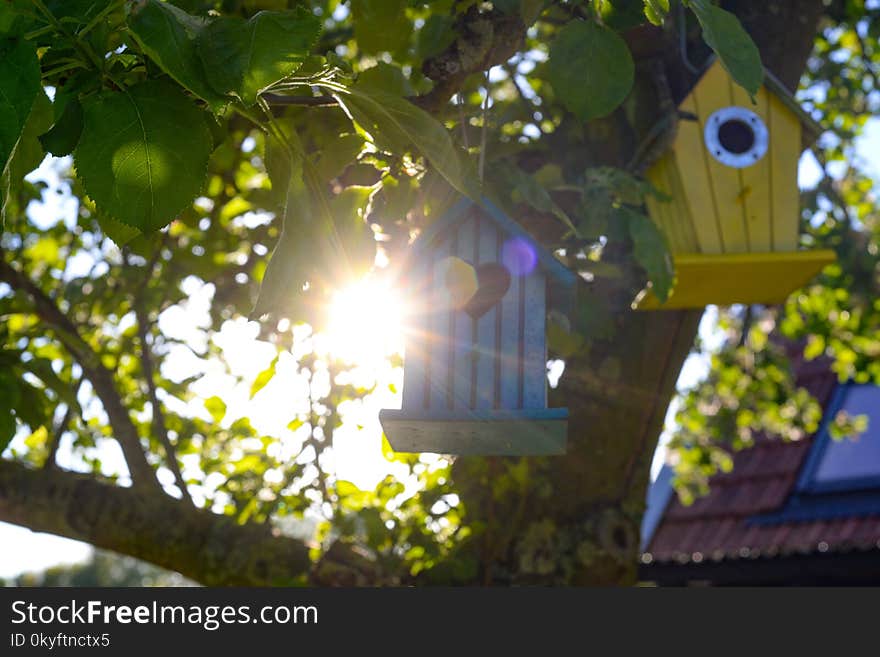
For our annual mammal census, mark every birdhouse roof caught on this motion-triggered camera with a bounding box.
[408,196,577,316]
[686,59,825,148]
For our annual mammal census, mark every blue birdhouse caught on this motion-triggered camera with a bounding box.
[380,197,576,456]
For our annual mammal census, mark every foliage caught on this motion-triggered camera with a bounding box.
[0,0,877,585]
[548,20,634,120]
[669,0,880,499]
[8,551,195,587]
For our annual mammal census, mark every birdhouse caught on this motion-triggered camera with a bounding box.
[380,198,576,456]
[638,59,836,309]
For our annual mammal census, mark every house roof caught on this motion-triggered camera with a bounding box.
[685,58,825,148]
[409,196,577,316]
[641,357,880,570]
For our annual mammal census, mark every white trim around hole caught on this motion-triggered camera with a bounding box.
[704,106,769,169]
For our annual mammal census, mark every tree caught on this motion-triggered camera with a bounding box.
[8,551,192,587]
[0,0,877,586]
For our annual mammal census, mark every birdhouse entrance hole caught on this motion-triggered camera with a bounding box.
[705,106,768,168]
[718,119,755,154]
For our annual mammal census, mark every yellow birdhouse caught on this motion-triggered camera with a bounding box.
[638,60,836,310]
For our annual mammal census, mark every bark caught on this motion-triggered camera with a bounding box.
[0,460,311,586]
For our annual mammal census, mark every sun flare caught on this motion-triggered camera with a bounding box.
[323,277,406,367]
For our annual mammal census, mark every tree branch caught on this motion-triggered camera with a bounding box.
[43,378,82,471]
[263,93,338,107]
[126,245,193,505]
[504,63,544,135]
[415,6,527,113]
[0,459,312,586]
[0,257,159,491]
[134,301,192,505]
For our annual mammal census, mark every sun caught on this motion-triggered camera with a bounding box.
[322,276,406,367]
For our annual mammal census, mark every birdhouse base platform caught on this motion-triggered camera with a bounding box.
[379,408,568,456]
[636,250,836,310]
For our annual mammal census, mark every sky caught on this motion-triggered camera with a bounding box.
[1,110,878,582]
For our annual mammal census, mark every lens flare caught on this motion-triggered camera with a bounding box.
[502,237,538,276]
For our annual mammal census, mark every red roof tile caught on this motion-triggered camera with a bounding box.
[645,363,880,563]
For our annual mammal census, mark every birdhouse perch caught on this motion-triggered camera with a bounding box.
[380,198,576,456]
[638,60,836,309]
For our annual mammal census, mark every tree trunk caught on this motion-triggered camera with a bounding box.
[450,0,826,586]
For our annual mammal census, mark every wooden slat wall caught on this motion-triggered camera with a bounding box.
[401,257,428,411]
[522,270,547,409]
[428,237,452,409]
[692,63,750,252]
[499,234,523,410]
[768,93,802,250]
[645,154,700,253]
[672,96,724,254]
[403,207,553,415]
[474,215,498,409]
[451,217,475,410]
[730,81,773,251]
[667,60,805,257]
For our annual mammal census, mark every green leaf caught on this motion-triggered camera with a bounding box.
[357,62,415,97]
[0,3,24,36]
[329,185,376,280]
[5,89,51,180]
[204,395,227,424]
[548,20,634,120]
[316,133,365,180]
[598,0,648,31]
[643,0,670,26]
[622,206,674,303]
[547,316,585,358]
[521,0,546,24]
[0,37,40,176]
[502,162,578,235]
[335,84,480,200]
[417,14,456,59]
[584,166,667,206]
[252,123,313,320]
[0,407,15,453]
[38,98,83,157]
[127,0,228,113]
[0,372,20,453]
[264,120,304,206]
[494,0,520,13]
[574,287,616,340]
[351,0,411,55]
[804,334,825,361]
[1,89,52,226]
[75,79,212,232]
[16,383,51,433]
[44,0,112,26]
[51,70,101,117]
[98,214,142,248]
[250,354,279,399]
[374,173,418,226]
[197,8,321,106]
[687,0,763,97]
[20,357,82,417]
